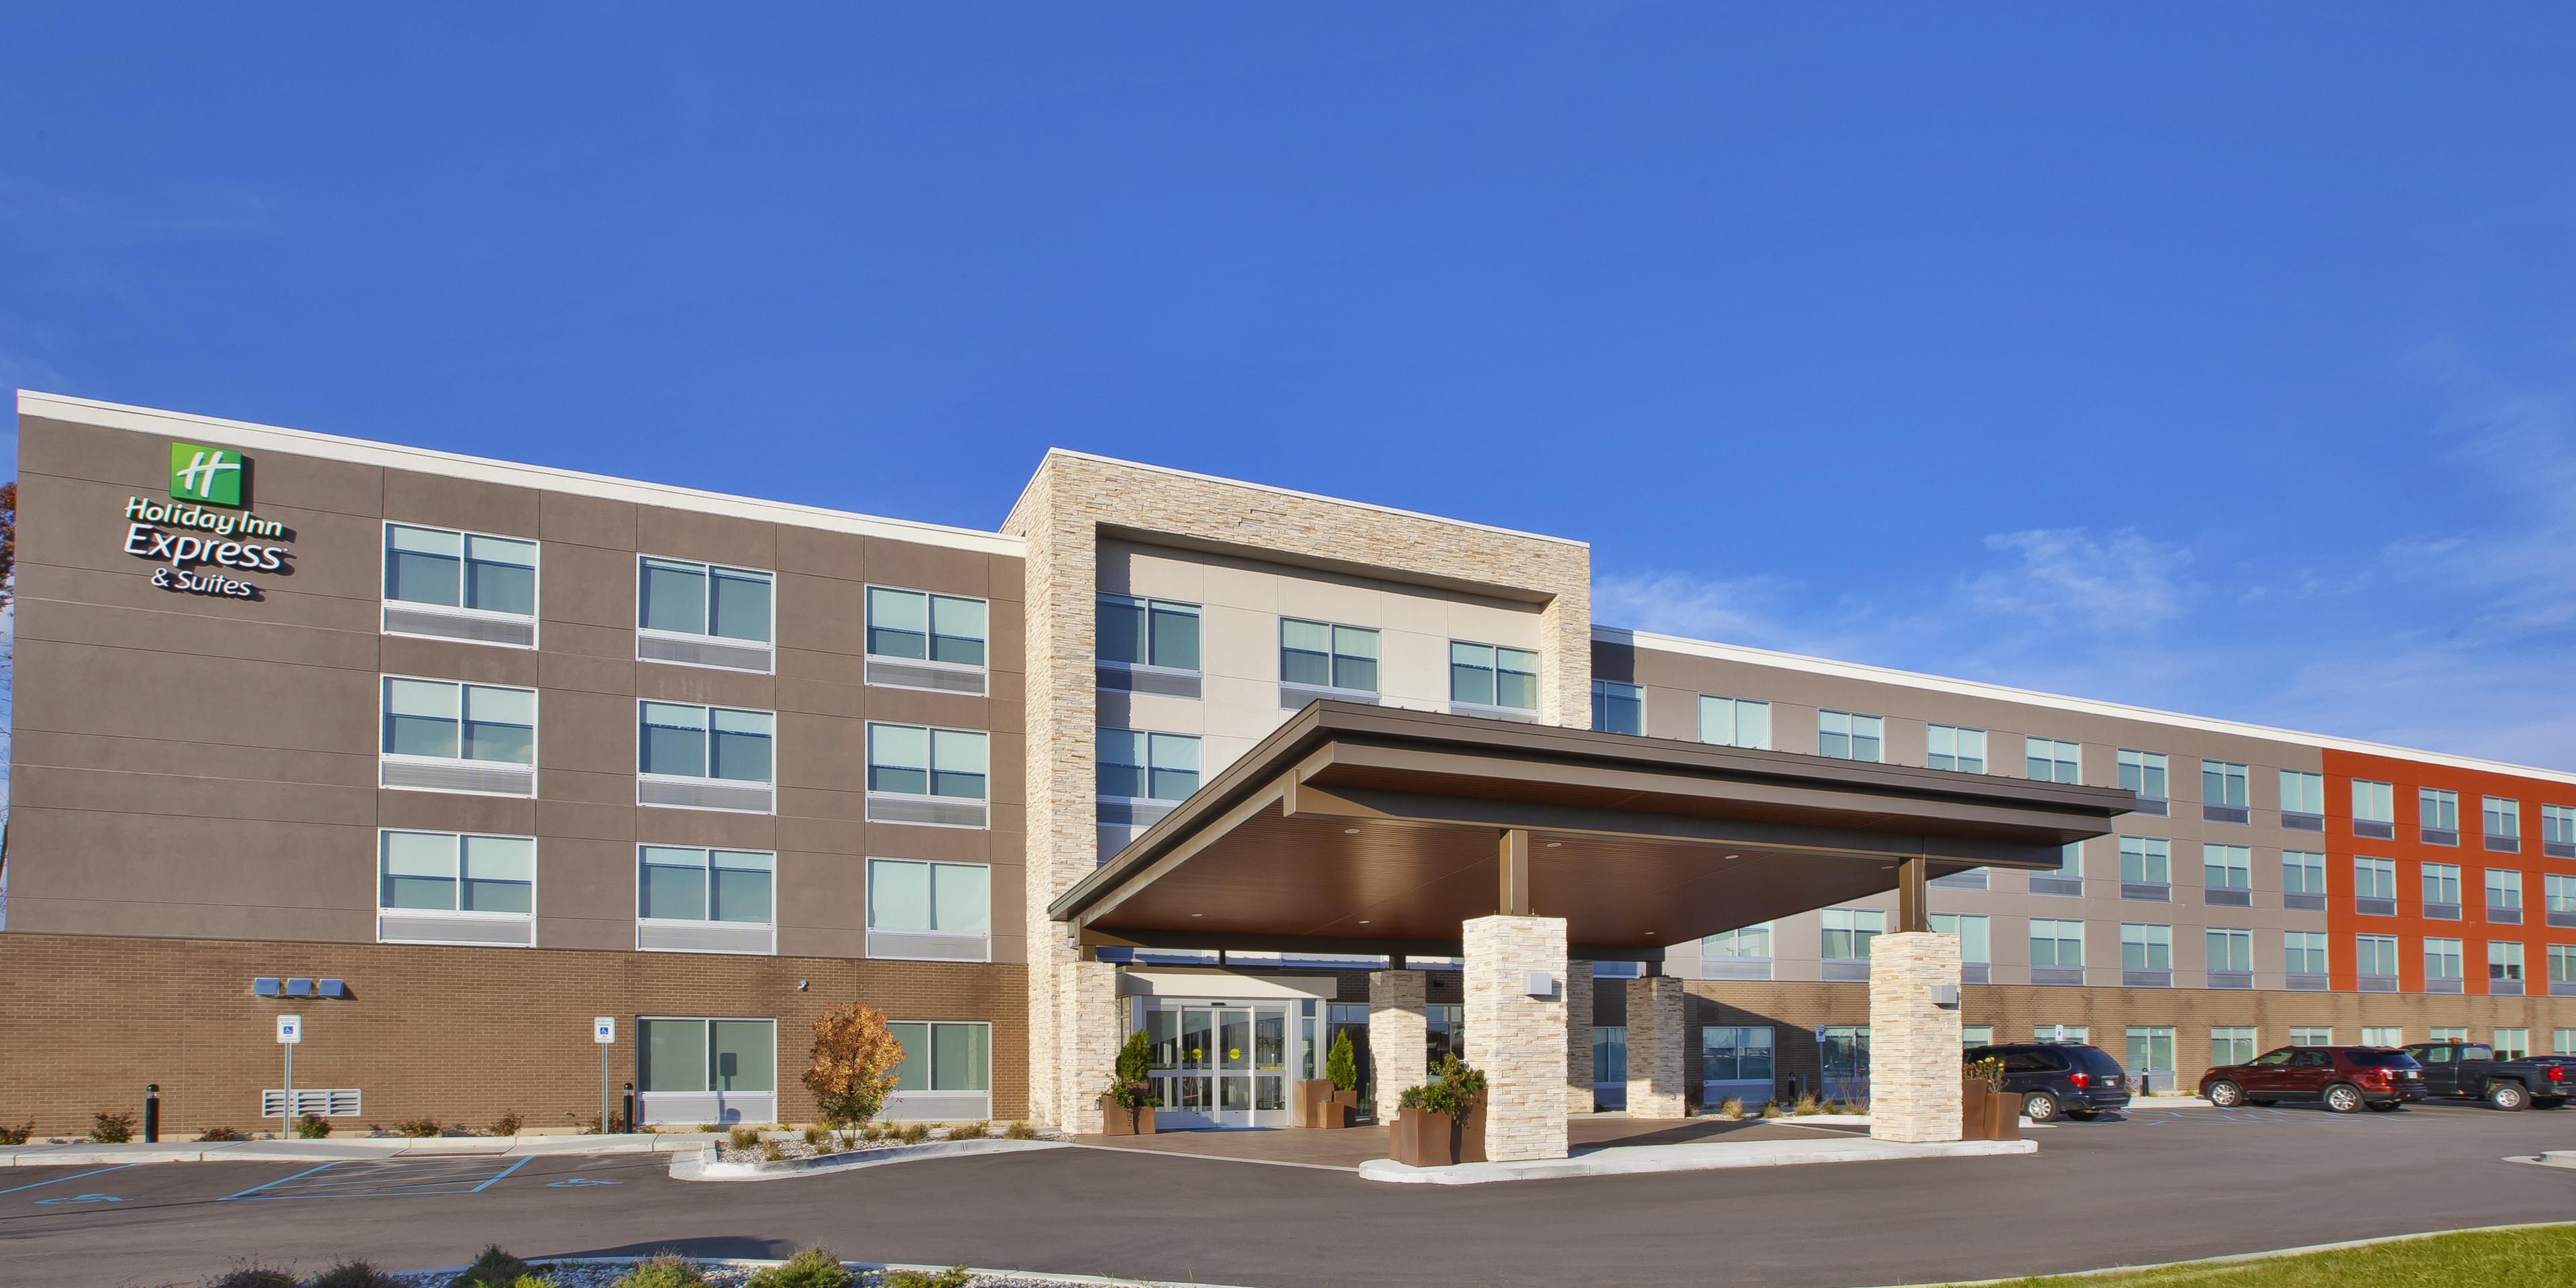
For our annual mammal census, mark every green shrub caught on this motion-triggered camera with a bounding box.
[612,1254,707,1288]
[447,1244,535,1288]
[200,1267,299,1288]
[396,1117,443,1138]
[895,1121,932,1144]
[1103,1029,1155,1110]
[1002,1120,1038,1140]
[1325,1030,1359,1092]
[308,1260,404,1288]
[729,1126,760,1150]
[883,1267,973,1288]
[196,1125,250,1142]
[89,1111,136,1143]
[0,1120,34,1145]
[487,1109,523,1136]
[1396,1055,1487,1117]
[294,1115,333,1139]
[745,1246,853,1288]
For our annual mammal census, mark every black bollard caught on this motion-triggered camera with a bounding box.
[621,1082,636,1134]
[144,1084,160,1144]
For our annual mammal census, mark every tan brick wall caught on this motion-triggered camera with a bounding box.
[1868,932,1964,1142]
[1463,914,1569,1162]
[0,934,1027,1138]
[1624,975,1688,1118]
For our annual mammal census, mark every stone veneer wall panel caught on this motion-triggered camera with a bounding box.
[1463,914,1570,1163]
[1564,961,1595,1114]
[1624,975,1688,1118]
[1368,969,1430,1113]
[1868,931,1963,1142]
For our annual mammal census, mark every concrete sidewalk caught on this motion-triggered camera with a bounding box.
[1358,1134,2039,1184]
[0,1132,720,1167]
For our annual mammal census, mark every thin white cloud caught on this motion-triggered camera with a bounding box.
[1962,528,2196,633]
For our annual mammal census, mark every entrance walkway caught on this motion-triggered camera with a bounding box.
[1071,1114,1871,1171]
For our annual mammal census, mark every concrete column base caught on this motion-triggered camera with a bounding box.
[1868,931,1964,1142]
[1625,975,1687,1118]
[1368,969,1430,1114]
[1463,914,1569,1162]
[1564,961,1595,1115]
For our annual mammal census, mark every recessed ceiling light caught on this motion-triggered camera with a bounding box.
[1725,854,1740,860]
[1358,920,1371,924]
[1191,912,1203,917]
[1544,842,1562,849]
[1344,828,1361,835]
[1646,930,1658,935]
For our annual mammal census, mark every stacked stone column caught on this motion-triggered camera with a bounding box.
[1563,961,1595,1114]
[1367,969,1430,1113]
[1059,958,1122,1132]
[1462,914,1570,1162]
[1624,975,1688,1118]
[1867,930,1964,1142]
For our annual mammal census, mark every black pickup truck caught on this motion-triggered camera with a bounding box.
[2400,1041,2575,1110]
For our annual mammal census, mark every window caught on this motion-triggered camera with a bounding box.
[1097,729,1201,802]
[2121,923,2172,975]
[1449,643,1539,711]
[382,523,538,645]
[2552,945,2576,988]
[380,678,536,790]
[378,830,535,946]
[2424,937,2464,983]
[639,557,773,671]
[1592,1026,1625,1086]
[2354,856,2397,906]
[2126,1027,2175,1087]
[2206,928,2252,973]
[2118,749,2169,802]
[867,859,991,956]
[2027,738,2080,784]
[2559,1029,2576,1057]
[2544,804,2576,856]
[1961,1026,1994,1048]
[1701,1026,1776,1083]
[2483,796,2520,849]
[639,847,775,953]
[2034,841,2085,896]
[1821,909,1885,961]
[2202,844,2251,894]
[1592,680,1644,735]
[866,587,988,667]
[2422,862,2462,914]
[865,722,985,798]
[2033,1024,2088,1044]
[641,703,773,783]
[1929,913,1990,963]
[1427,1004,1464,1069]
[889,1022,992,1098]
[2211,1026,2257,1067]
[2283,851,2328,904]
[1818,710,1883,762]
[2284,930,2330,977]
[2428,1026,2468,1042]
[2550,873,2576,921]
[2355,933,2400,981]
[1701,922,1773,958]
[2279,769,2326,824]
[1099,596,1202,673]
[2490,941,2526,983]
[2202,760,2249,822]
[1817,1026,1870,1092]
[2420,787,2459,842]
[2031,919,2086,969]
[2486,869,2523,918]
[1701,695,1774,750]
[2120,837,2170,895]
[1282,619,1379,693]
[2352,779,2395,837]
[2362,1026,2402,1047]
[1927,724,1986,773]
[637,1018,776,1118]
[2290,1026,2334,1046]
[2494,1028,2532,1061]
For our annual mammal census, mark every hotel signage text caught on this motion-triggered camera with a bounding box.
[119,442,297,599]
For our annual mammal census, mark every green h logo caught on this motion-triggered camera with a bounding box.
[169,443,246,506]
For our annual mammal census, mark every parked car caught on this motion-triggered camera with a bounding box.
[1964,1042,2132,1122]
[2200,1046,2425,1113]
[2400,1041,2575,1111]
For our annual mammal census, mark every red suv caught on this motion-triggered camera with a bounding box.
[2200,1046,2426,1113]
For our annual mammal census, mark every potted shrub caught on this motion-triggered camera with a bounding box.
[1387,1055,1487,1167]
[1297,1030,1362,1129]
[1961,1055,2017,1141]
[1098,1030,1158,1136]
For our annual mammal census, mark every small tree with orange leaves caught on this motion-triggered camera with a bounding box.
[804,1004,905,1135]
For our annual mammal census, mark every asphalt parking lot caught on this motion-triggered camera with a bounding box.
[6,1102,2572,1288]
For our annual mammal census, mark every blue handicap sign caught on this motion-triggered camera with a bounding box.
[545,1177,622,1187]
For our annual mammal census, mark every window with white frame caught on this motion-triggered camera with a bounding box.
[2542,804,2576,853]
[1701,922,1773,959]
[1592,680,1644,735]
[2490,941,2526,985]
[2494,1027,2532,1060]
[2422,861,2461,910]
[2203,843,2251,893]
[2352,779,2396,835]
[2031,919,2085,970]
[1701,1026,1776,1084]
[638,846,775,954]
[1929,912,1990,963]
[2487,868,2522,916]
[382,523,538,645]
[2550,945,2576,988]
[638,556,774,672]
[2548,873,2576,919]
[2355,933,2400,980]
[1962,1025,1994,1048]
[2119,837,2170,887]
[2201,759,2249,814]
[1700,695,1772,749]
[1450,642,1539,711]
[637,1018,774,1124]
[2027,738,2080,784]
[2279,769,2326,822]
[2420,787,2460,840]
[378,830,534,945]
[2482,796,2520,847]
[1099,595,1202,674]
[2284,930,2329,976]
[867,859,991,961]
[1818,710,1882,762]
[866,586,989,674]
[2355,856,2397,904]
[641,703,772,781]
[2283,850,2327,898]
[1821,909,1884,961]
[2118,749,2168,802]
[2428,1026,2468,1042]
[1927,724,1986,773]
[2212,1026,2257,1067]
[1097,729,1201,802]
[2121,923,2172,974]
[1282,619,1379,694]
[380,677,536,796]
[2361,1026,2402,1047]
[2425,936,2463,983]
[2559,1028,2576,1056]
[2290,1026,2334,1046]
[2207,927,2253,974]
[866,723,989,827]
[889,1021,993,1111]
[2033,1024,2088,1044]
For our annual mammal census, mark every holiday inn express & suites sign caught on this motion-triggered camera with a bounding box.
[119,441,297,598]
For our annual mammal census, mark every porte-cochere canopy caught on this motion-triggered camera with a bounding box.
[1054,702,2135,959]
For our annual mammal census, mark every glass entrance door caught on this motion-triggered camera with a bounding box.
[1144,1000,1298,1128]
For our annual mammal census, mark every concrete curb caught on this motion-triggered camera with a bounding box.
[1357,1136,2038,1184]
[672,1136,1069,1181]
[401,1254,1258,1288]
[0,1134,719,1167]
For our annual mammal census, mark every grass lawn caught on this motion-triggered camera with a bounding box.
[1963,1224,2576,1285]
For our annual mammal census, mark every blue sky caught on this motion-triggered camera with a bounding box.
[5,5,2576,767]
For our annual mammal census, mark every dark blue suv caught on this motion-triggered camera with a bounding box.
[1966,1042,2133,1122]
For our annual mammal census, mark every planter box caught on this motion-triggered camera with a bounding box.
[1387,1097,1486,1167]
[1332,1089,1360,1130]
[1293,1081,1361,1129]
[1960,1083,2019,1141]
[1097,1097,1157,1137]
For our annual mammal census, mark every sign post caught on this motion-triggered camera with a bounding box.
[594,1017,616,1133]
[275,1014,303,1138]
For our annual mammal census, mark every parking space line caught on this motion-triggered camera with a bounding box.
[470,1157,531,1192]
[220,1162,341,1201]
[219,1155,533,1200]
[0,1165,137,1197]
